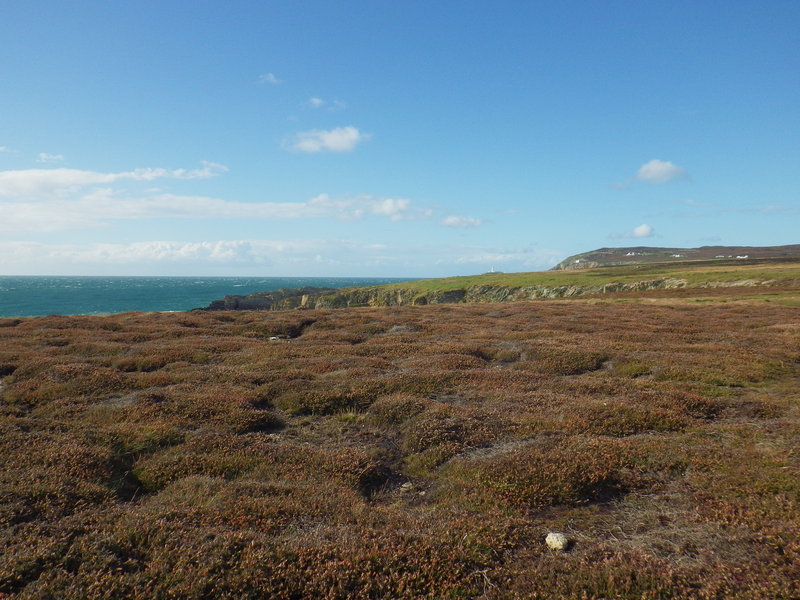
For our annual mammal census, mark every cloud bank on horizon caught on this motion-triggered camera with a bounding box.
[1,2,797,276]
[0,164,474,232]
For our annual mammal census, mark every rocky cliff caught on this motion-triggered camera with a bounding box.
[203,287,337,311]
[200,248,800,312]
[201,276,770,311]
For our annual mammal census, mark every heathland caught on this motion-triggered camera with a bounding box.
[1,260,799,598]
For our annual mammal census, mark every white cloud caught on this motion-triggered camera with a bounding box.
[611,223,655,239]
[258,72,281,85]
[0,240,274,267]
[37,153,65,163]
[636,159,688,184]
[0,161,474,238]
[0,162,228,200]
[0,186,424,233]
[0,146,10,153]
[441,215,482,228]
[370,197,411,220]
[0,239,564,275]
[308,97,325,108]
[288,126,369,153]
[0,239,395,272]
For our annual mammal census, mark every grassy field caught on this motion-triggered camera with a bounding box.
[1,290,799,598]
[376,260,800,293]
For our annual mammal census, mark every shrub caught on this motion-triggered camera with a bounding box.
[3,363,131,405]
[461,437,628,509]
[514,347,608,375]
[367,393,429,426]
[260,316,316,339]
[563,400,688,436]
[132,446,260,493]
[274,389,374,416]
[494,348,521,362]
[401,407,468,454]
[538,349,608,375]
[2,295,800,598]
[611,359,651,378]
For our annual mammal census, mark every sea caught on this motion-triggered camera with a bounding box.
[0,276,419,318]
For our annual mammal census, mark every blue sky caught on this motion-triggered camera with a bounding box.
[1,1,798,276]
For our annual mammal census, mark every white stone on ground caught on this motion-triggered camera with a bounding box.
[545,532,570,551]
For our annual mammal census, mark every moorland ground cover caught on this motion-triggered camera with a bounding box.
[0,295,798,598]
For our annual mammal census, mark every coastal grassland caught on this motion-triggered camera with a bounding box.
[0,297,798,599]
[375,259,800,292]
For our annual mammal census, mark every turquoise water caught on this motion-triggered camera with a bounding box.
[0,276,418,318]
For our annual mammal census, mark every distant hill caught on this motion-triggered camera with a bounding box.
[553,244,800,270]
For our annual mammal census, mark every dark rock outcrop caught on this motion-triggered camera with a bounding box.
[204,287,336,311]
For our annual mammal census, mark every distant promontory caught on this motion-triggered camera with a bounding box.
[200,244,800,312]
[552,244,800,270]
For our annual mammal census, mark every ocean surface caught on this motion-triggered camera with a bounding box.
[0,276,419,318]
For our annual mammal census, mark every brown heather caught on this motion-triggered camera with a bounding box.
[0,296,798,599]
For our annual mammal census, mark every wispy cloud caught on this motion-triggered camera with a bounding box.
[288,126,369,153]
[307,97,346,111]
[665,200,800,220]
[0,181,425,233]
[0,239,564,274]
[0,162,228,200]
[37,153,65,164]
[258,72,281,85]
[744,204,800,215]
[367,197,412,219]
[441,215,482,228]
[437,245,563,268]
[0,239,337,269]
[0,161,472,237]
[610,223,655,239]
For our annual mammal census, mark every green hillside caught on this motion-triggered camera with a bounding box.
[379,259,800,293]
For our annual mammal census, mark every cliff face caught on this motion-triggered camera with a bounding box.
[202,277,703,311]
[204,287,336,311]
[200,256,800,312]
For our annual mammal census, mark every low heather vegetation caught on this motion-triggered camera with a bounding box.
[0,297,798,598]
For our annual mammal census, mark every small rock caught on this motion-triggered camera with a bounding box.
[545,532,570,551]
[399,482,414,492]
